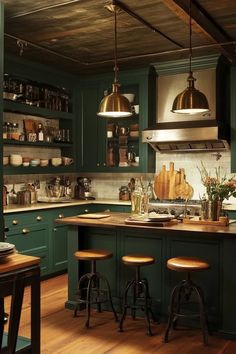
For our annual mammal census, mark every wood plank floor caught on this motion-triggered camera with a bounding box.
[4,274,236,354]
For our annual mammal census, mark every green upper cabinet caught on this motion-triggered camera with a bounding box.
[78,66,156,173]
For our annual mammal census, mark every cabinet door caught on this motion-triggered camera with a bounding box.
[81,83,106,171]
[52,224,68,272]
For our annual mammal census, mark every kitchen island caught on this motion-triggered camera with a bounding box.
[56,212,236,339]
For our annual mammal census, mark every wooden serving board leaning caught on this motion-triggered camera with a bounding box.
[154,162,194,200]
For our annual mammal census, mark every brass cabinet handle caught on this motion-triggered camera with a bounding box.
[58,214,64,219]
[22,228,30,234]
[36,215,43,221]
[104,209,110,212]
[12,220,19,225]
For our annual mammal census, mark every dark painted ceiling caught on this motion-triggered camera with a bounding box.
[3,0,236,74]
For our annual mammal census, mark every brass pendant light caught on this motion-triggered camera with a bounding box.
[172,0,209,114]
[97,2,132,118]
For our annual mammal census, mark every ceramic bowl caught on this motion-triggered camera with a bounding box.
[30,159,40,167]
[51,157,62,167]
[40,159,49,167]
[123,93,135,103]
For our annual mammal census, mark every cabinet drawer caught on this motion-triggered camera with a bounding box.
[50,205,93,223]
[4,211,47,229]
[6,223,48,253]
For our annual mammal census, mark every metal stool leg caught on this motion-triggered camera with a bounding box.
[164,282,182,343]
[85,274,95,328]
[142,280,153,336]
[99,274,118,322]
[119,279,135,332]
[194,285,209,345]
[74,273,90,317]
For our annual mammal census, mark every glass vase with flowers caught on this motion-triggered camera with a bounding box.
[198,162,236,220]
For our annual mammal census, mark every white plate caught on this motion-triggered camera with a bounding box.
[0,242,15,252]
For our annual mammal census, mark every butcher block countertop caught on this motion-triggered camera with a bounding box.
[55,212,236,236]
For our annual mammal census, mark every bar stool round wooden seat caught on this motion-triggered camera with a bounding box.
[73,249,118,328]
[164,256,210,345]
[119,254,156,336]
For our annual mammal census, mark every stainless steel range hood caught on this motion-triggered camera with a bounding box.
[142,120,230,152]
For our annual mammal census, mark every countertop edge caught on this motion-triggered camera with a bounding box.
[3,199,131,214]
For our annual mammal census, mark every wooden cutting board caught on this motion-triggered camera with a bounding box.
[154,163,194,200]
[154,165,169,200]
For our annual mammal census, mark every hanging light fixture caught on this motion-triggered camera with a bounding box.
[172,0,209,114]
[97,1,132,118]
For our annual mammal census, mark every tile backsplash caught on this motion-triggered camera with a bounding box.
[4,149,236,204]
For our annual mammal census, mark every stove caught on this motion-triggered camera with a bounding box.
[149,199,201,218]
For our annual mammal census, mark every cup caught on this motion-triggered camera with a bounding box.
[132,105,139,114]
[62,156,74,166]
[40,159,49,167]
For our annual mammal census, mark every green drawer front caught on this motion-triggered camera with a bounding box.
[4,210,48,229]
[6,223,48,253]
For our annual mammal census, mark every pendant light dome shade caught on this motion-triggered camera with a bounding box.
[97,2,132,118]
[172,0,209,115]
[172,73,209,114]
[98,83,133,117]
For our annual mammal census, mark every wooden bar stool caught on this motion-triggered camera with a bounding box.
[74,249,118,328]
[164,256,210,345]
[119,254,156,336]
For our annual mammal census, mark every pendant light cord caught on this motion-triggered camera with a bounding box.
[114,5,118,84]
[189,0,192,75]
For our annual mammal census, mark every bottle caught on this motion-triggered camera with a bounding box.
[131,178,143,217]
[37,123,44,141]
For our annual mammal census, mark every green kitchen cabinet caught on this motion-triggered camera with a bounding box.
[78,67,156,173]
[5,210,50,275]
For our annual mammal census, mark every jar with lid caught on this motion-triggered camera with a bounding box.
[7,122,13,139]
[11,123,20,140]
[3,122,8,139]
[119,186,130,201]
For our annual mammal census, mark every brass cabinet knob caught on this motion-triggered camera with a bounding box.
[12,220,19,225]
[84,209,89,213]
[53,228,57,232]
[36,215,43,221]
[58,214,64,219]
[22,228,30,234]
[103,162,106,166]
[97,163,100,167]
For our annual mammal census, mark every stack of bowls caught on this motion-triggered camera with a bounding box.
[10,154,22,167]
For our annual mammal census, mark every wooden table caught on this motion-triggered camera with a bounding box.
[0,253,40,354]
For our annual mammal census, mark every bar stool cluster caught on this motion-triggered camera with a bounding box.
[74,248,210,345]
